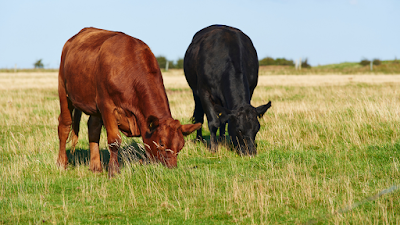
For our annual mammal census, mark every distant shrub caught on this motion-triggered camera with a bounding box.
[259,57,275,66]
[360,59,371,66]
[259,57,294,66]
[34,59,44,69]
[176,58,184,69]
[156,56,185,69]
[168,60,176,69]
[372,58,381,66]
[301,58,311,68]
[156,56,168,69]
[360,58,381,67]
[276,58,295,66]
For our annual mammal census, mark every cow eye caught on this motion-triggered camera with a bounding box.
[159,139,164,147]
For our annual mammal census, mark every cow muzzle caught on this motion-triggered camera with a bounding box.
[236,138,257,156]
[159,155,177,168]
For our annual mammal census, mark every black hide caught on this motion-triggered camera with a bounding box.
[184,24,271,155]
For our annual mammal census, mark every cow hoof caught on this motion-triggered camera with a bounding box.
[56,159,68,170]
[108,170,120,178]
[90,164,103,173]
[108,165,120,178]
[210,144,218,153]
[195,137,204,142]
[218,135,226,142]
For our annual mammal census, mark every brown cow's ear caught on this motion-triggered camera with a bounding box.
[147,115,159,134]
[181,123,202,136]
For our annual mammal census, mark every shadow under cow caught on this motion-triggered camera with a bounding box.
[191,134,235,152]
[66,140,148,171]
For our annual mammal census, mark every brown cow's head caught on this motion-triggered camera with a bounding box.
[144,116,201,167]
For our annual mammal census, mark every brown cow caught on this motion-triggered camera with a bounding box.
[57,27,201,177]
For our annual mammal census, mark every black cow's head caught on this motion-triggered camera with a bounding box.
[215,101,271,155]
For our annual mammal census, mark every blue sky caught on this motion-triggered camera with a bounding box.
[0,0,398,68]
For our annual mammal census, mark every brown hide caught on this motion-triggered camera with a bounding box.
[57,27,201,177]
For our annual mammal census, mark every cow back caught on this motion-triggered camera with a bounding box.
[59,27,170,120]
[184,25,259,110]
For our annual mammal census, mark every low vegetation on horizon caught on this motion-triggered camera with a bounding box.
[259,59,400,75]
[0,73,399,223]
[2,59,400,74]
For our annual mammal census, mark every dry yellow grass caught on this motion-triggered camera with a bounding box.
[162,71,400,88]
[2,71,400,90]
[257,74,400,86]
[162,69,400,86]
[0,72,58,90]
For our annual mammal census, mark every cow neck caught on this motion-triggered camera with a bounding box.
[130,76,173,136]
[223,74,251,111]
[230,102,252,112]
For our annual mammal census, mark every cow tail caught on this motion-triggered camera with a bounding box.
[67,108,82,154]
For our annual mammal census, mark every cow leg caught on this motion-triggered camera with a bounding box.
[70,109,82,153]
[57,90,74,169]
[199,93,220,152]
[192,93,204,141]
[88,115,103,173]
[219,122,227,141]
[101,110,121,178]
[208,122,219,152]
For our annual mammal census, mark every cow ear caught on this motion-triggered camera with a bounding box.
[181,123,202,136]
[147,115,159,134]
[214,105,233,124]
[256,101,272,118]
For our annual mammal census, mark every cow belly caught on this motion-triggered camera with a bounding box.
[66,84,98,115]
[70,99,98,115]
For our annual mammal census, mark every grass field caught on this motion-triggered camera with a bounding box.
[1,71,400,224]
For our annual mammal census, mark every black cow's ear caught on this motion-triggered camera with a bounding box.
[256,101,272,118]
[147,115,159,134]
[214,104,232,123]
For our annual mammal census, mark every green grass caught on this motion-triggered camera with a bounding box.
[1,82,400,224]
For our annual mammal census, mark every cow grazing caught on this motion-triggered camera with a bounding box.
[57,27,201,177]
[184,25,271,155]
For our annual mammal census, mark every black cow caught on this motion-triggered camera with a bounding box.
[184,24,271,155]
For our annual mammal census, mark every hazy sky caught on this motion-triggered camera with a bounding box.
[0,0,398,68]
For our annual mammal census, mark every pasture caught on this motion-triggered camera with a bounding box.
[1,70,399,224]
